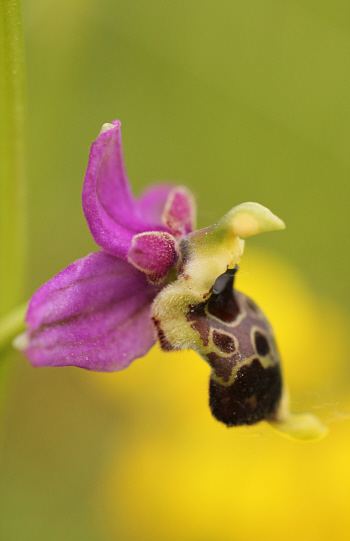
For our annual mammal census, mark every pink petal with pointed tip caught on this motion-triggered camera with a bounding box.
[82,121,169,259]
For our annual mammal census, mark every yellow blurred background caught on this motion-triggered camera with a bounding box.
[1,1,350,540]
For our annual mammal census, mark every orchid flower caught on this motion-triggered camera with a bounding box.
[17,120,327,440]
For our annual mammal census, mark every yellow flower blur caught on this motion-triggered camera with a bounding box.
[88,250,350,541]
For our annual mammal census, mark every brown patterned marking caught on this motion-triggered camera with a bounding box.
[209,358,282,426]
[186,289,279,368]
[254,331,270,356]
[206,352,237,382]
[152,317,175,351]
[186,302,210,346]
[183,267,283,427]
[212,330,236,353]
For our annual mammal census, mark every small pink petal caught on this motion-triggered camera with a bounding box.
[136,183,175,223]
[128,231,178,283]
[162,186,196,238]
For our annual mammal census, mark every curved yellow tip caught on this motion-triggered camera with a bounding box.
[223,202,285,238]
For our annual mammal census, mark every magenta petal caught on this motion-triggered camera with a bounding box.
[24,251,157,371]
[82,121,136,259]
[161,186,196,237]
[128,232,178,283]
[82,121,170,259]
[136,183,175,223]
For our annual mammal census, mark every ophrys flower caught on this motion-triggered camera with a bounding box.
[17,120,327,439]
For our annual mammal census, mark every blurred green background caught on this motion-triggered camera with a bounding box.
[1,1,350,540]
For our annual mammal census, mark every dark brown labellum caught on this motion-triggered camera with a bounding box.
[209,359,283,426]
[186,268,283,426]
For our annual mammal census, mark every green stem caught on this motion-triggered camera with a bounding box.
[0,300,27,439]
[0,302,27,353]
[0,0,27,318]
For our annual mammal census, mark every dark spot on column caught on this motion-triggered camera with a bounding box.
[152,318,175,351]
[209,358,282,426]
[212,330,236,353]
[208,268,240,322]
[254,331,270,356]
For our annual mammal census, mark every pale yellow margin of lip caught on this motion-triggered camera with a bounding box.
[268,391,329,441]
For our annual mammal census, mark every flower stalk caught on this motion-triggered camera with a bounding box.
[0,0,27,320]
[0,302,27,353]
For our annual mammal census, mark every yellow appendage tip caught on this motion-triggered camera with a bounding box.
[269,412,328,441]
